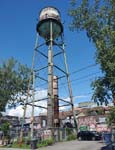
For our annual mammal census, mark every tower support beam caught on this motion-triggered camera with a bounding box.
[47,21,54,128]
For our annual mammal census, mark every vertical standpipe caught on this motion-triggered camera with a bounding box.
[53,76,59,127]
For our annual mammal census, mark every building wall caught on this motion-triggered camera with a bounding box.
[77,115,111,132]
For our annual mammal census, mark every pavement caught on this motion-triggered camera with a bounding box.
[0,140,105,150]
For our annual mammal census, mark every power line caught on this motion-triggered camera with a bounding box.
[71,77,96,86]
[35,63,99,88]
[70,63,98,75]
[73,92,93,99]
[59,71,101,86]
[35,71,101,90]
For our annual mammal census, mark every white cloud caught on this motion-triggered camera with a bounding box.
[59,95,89,111]
[7,105,24,117]
[7,89,47,117]
[7,91,87,117]
[74,95,89,99]
[59,106,66,111]
[61,95,89,102]
[34,88,47,100]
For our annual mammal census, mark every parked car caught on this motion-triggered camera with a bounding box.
[77,131,102,141]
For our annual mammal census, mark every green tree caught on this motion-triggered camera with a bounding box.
[1,121,10,138]
[0,57,31,111]
[107,107,115,125]
[68,0,115,105]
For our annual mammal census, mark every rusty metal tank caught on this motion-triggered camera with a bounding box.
[36,7,63,42]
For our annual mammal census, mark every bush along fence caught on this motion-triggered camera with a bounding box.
[0,127,77,148]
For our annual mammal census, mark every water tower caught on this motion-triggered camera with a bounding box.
[36,7,63,44]
[36,7,64,128]
[24,7,77,131]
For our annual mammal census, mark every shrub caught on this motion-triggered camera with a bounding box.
[12,141,30,149]
[66,128,73,135]
[38,138,54,147]
[67,134,77,141]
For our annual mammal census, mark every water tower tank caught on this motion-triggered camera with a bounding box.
[36,7,63,42]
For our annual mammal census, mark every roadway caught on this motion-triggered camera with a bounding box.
[0,140,105,150]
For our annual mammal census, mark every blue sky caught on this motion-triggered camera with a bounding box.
[0,0,102,110]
